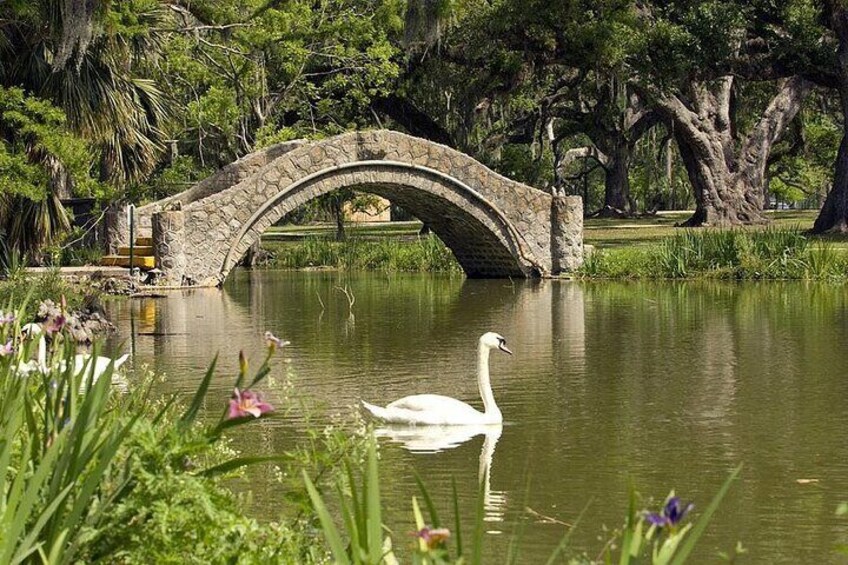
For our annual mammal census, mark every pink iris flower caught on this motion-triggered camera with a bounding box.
[415,526,451,550]
[42,314,66,335]
[227,388,274,419]
[0,339,13,356]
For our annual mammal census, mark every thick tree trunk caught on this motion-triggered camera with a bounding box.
[813,6,848,233]
[655,76,809,226]
[812,87,848,232]
[599,143,633,216]
[674,129,767,226]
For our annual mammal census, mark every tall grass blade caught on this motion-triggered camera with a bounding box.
[180,354,218,427]
[451,477,463,559]
[669,464,742,565]
[365,437,383,564]
[413,471,441,528]
[303,470,350,565]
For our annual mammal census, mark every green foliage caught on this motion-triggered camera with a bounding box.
[157,0,402,167]
[581,228,848,280]
[0,312,138,564]
[0,271,88,321]
[80,406,322,565]
[131,155,215,204]
[0,298,370,563]
[305,437,390,565]
[770,106,841,207]
[0,87,97,201]
[268,235,462,272]
[1,0,171,187]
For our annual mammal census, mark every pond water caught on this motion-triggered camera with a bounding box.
[104,271,848,563]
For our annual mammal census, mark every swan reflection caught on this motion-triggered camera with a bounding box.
[375,424,507,530]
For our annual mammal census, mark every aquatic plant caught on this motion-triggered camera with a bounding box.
[307,431,742,564]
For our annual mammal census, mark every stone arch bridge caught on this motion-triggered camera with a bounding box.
[123,131,583,286]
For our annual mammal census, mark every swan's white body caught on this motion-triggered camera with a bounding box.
[362,332,511,425]
[17,323,130,384]
[74,353,131,380]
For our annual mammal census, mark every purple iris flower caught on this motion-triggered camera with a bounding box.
[0,311,16,325]
[646,496,694,528]
[43,314,66,335]
[0,339,13,356]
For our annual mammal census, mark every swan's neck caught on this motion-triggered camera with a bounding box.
[477,344,500,419]
[37,336,48,372]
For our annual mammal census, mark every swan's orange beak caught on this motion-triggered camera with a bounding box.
[498,343,513,355]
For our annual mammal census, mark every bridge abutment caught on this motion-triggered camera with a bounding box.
[551,195,584,275]
[152,210,188,286]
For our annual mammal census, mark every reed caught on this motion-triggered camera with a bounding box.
[266,235,461,273]
[306,434,741,564]
[583,228,848,280]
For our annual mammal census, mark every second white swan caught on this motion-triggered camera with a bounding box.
[362,331,512,425]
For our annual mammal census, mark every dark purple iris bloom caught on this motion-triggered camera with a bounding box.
[646,496,694,528]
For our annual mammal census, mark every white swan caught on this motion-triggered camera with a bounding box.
[17,323,130,384]
[73,352,131,380]
[362,332,512,425]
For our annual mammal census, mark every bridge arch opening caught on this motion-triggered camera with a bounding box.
[220,161,540,281]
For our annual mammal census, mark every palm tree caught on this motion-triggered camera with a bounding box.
[0,0,170,259]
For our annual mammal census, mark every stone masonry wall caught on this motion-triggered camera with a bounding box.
[143,131,583,285]
[136,140,305,236]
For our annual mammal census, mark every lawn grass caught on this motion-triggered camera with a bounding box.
[584,210,848,251]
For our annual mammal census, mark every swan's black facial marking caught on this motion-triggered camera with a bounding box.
[497,337,513,355]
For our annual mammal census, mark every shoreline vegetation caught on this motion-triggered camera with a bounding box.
[258,210,848,281]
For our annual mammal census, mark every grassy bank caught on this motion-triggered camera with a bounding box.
[0,270,93,320]
[262,211,848,280]
[264,234,462,273]
[582,228,848,280]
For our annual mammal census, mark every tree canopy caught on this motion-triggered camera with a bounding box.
[4,0,848,258]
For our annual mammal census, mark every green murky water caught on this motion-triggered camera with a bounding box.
[105,271,848,563]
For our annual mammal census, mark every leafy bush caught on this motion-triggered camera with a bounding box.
[0,303,350,564]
